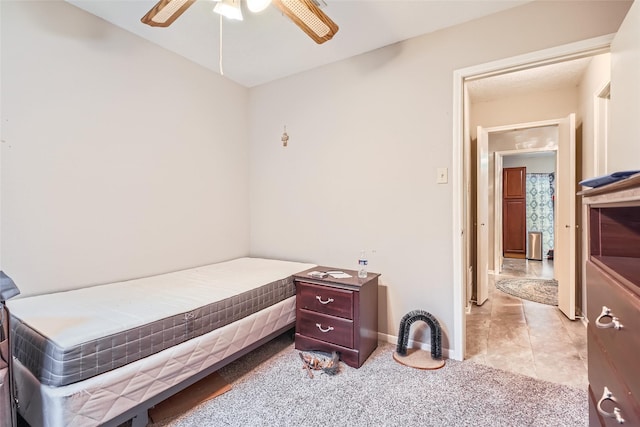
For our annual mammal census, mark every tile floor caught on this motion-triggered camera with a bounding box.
[465,258,588,390]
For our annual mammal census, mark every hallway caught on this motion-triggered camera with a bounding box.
[466,259,588,389]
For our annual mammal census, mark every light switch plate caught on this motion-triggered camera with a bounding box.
[437,167,448,184]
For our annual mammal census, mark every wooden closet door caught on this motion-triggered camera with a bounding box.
[503,167,526,258]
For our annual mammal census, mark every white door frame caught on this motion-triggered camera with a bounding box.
[451,34,614,361]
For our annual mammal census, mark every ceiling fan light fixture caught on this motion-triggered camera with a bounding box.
[273,0,338,44]
[213,0,244,21]
[247,0,272,13]
[141,0,196,27]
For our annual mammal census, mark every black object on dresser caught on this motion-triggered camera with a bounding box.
[293,267,380,368]
[581,174,640,426]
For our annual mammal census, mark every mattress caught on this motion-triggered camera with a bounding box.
[14,296,298,427]
[8,257,315,387]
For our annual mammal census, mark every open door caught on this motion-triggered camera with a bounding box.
[476,117,576,315]
[476,126,489,305]
[556,113,577,319]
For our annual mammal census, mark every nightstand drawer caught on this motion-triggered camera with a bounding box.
[297,282,353,319]
[297,310,353,348]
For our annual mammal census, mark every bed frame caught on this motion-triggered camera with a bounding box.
[9,258,313,427]
[103,324,294,427]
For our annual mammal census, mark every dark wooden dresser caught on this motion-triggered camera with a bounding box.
[293,267,379,368]
[582,174,640,426]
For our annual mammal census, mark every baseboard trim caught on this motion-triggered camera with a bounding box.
[504,253,526,259]
[377,332,453,359]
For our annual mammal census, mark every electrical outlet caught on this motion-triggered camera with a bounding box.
[437,167,448,184]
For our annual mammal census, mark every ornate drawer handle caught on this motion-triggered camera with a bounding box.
[315,323,334,333]
[316,296,334,305]
[596,306,624,330]
[597,386,625,424]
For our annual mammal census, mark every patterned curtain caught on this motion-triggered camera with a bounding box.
[526,173,554,256]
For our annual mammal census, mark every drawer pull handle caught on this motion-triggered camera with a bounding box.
[596,306,624,330]
[316,296,334,305]
[597,386,625,424]
[315,323,334,333]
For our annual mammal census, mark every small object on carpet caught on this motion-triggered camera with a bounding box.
[299,351,340,378]
[394,309,445,370]
[495,278,558,306]
[393,347,445,370]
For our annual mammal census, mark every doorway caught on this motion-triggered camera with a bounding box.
[471,117,581,388]
[493,150,557,307]
[496,148,557,278]
[475,117,575,317]
[451,34,614,363]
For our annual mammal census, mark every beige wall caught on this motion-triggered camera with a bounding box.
[1,1,251,296]
[579,54,612,180]
[471,87,579,140]
[609,0,640,172]
[577,53,613,318]
[248,1,632,356]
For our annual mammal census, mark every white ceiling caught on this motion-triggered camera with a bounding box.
[466,56,596,103]
[66,0,533,88]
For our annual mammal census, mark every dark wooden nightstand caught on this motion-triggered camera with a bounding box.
[293,266,380,368]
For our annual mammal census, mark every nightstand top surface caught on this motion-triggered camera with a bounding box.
[293,266,380,289]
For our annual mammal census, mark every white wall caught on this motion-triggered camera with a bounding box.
[248,1,633,355]
[609,0,640,171]
[1,1,251,296]
[503,154,556,173]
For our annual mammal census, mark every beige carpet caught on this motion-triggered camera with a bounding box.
[150,333,586,426]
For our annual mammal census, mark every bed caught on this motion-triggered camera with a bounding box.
[7,257,316,427]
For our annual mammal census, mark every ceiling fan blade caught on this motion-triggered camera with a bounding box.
[141,0,196,27]
[272,0,339,44]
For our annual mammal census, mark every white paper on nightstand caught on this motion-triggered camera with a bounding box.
[327,271,352,279]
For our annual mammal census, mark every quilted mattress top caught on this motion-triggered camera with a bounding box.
[8,257,315,349]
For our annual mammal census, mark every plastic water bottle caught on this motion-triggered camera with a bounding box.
[358,250,368,279]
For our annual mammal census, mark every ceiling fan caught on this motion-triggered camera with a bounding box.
[141,0,339,44]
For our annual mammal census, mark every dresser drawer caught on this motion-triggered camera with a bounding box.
[588,327,640,426]
[297,281,353,319]
[587,262,640,400]
[297,309,353,348]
